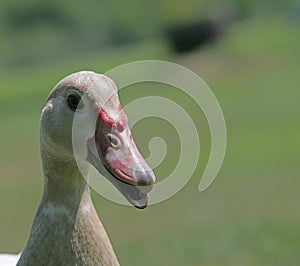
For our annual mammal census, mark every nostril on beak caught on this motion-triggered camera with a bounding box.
[134,169,155,186]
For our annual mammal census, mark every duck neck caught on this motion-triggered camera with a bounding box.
[17,145,120,266]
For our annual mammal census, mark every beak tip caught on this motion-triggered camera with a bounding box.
[135,169,156,186]
[134,203,148,209]
[132,195,149,209]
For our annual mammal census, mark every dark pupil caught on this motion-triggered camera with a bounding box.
[67,94,81,110]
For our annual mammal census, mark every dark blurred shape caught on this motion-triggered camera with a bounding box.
[166,20,221,53]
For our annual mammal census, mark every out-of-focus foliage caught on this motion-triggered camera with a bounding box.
[0,0,300,264]
[0,16,300,265]
[0,0,297,68]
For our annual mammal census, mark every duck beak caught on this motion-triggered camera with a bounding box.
[87,110,156,209]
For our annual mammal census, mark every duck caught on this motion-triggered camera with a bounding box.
[0,71,156,266]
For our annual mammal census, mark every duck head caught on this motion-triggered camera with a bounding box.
[40,71,155,209]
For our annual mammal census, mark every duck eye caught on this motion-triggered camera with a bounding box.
[67,93,83,111]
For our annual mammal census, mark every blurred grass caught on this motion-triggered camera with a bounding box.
[0,18,300,265]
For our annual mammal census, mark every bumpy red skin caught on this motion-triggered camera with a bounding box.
[98,104,127,132]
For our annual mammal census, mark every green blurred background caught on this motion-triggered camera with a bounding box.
[0,0,300,265]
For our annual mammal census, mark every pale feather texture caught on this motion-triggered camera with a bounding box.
[1,71,125,266]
